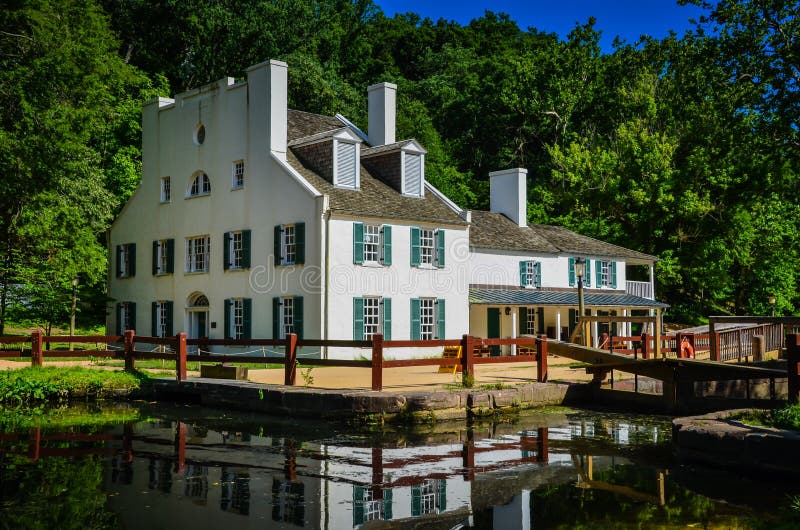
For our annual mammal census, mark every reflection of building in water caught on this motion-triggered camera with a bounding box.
[272,478,304,526]
[353,486,393,525]
[183,464,208,503]
[110,454,133,485]
[148,458,172,493]
[220,468,250,515]
[411,479,446,516]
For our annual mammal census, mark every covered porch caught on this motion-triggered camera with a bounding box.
[469,288,669,355]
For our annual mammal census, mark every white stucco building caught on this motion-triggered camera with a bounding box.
[108,59,665,358]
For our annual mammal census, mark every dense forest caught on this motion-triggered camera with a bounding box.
[0,0,798,331]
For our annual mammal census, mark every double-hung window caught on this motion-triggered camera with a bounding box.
[411,479,446,516]
[224,230,251,270]
[231,160,244,189]
[519,260,541,288]
[272,296,304,339]
[186,236,210,273]
[595,260,617,288]
[224,298,252,339]
[410,227,445,268]
[160,177,171,202]
[116,243,136,278]
[151,300,173,337]
[410,298,445,340]
[152,239,174,275]
[274,223,305,266]
[115,301,136,335]
[353,223,392,265]
[353,297,392,340]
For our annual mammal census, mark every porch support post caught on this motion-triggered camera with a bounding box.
[511,311,517,355]
[649,265,655,300]
[555,310,561,341]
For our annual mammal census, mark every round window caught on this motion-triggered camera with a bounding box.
[194,124,206,145]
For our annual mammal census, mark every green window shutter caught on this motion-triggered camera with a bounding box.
[242,230,251,268]
[596,259,603,287]
[353,486,365,526]
[411,485,422,516]
[129,244,136,277]
[224,299,232,339]
[537,307,545,335]
[128,302,136,332]
[436,229,445,268]
[223,232,231,270]
[568,308,577,336]
[166,239,175,273]
[116,245,122,278]
[353,222,364,264]
[382,298,392,340]
[273,225,282,266]
[272,297,280,338]
[353,297,364,341]
[410,227,421,266]
[519,307,528,335]
[295,222,306,265]
[165,301,173,336]
[383,488,393,520]
[115,303,122,335]
[520,261,528,287]
[243,298,252,339]
[437,299,446,339]
[568,257,575,286]
[611,261,617,289]
[410,299,421,340]
[293,296,303,339]
[152,241,159,275]
[438,479,446,512]
[381,225,392,265]
[151,302,158,336]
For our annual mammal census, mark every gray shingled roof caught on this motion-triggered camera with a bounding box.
[469,288,669,308]
[285,110,466,225]
[469,210,656,262]
[469,211,559,253]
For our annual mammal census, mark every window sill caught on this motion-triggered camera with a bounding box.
[184,270,209,275]
[117,275,134,279]
[231,186,244,191]
[278,262,300,267]
[159,200,171,204]
[154,272,172,277]
[225,267,249,272]
[360,262,386,268]
[184,193,210,200]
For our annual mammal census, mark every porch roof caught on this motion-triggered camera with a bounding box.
[469,288,669,308]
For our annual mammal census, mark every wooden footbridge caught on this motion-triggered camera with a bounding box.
[548,316,800,414]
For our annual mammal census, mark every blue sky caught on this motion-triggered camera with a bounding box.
[374,0,708,52]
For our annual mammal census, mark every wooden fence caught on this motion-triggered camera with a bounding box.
[6,330,549,391]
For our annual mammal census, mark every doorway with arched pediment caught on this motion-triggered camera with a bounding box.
[186,292,209,347]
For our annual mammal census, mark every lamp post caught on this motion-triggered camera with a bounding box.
[768,295,776,317]
[575,258,586,345]
[69,277,78,351]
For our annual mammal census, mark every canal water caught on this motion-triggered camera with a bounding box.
[1,403,798,529]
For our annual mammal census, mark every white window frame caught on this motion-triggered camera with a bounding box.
[363,225,381,263]
[363,297,382,340]
[118,244,131,278]
[421,480,437,515]
[524,260,540,288]
[156,240,169,275]
[333,138,360,189]
[419,228,434,266]
[231,160,244,190]
[420,298,435,340]
[230,298,244,340]
[525,307,536,335]
[160,176,171,202]
[187,172,211,197]
[229,231,243,269]
[599,260,612,287]
[120,302,133,330]
[186,236,210,273]
[361,488,382,522]
[282,225,296,266]
[280,297,294,339]
[156,301,168,337]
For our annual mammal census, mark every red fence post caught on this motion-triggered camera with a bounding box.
[640,333,649,360]
[371,334,383,391]
[787,334,800,404]
[461,335,475,385]
[123,330,135,371]
[30,330,43,368]
[284,333,297,386]
[536,334,548,382]
[175,332,187,382]
[711,331,721,362]
[27,427,41,461]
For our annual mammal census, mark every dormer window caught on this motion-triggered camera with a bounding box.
[333,138,359,189]
[187,172,211,197]
[402,150,424,197]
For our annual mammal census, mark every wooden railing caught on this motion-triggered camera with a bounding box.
[9,330,549,391]
[625,281,653,300]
